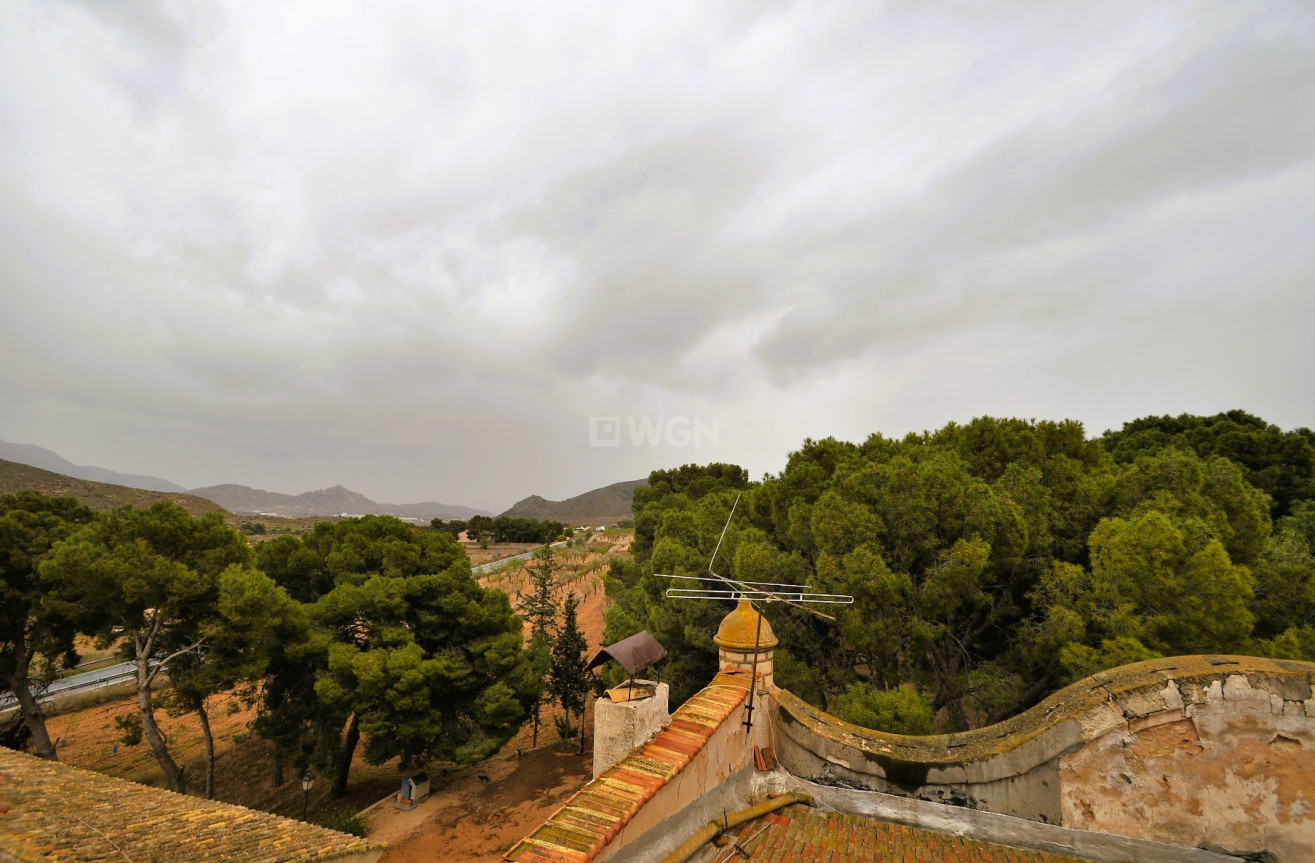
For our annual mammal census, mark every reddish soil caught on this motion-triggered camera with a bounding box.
[366,706,598,862]
[463,541,542,567]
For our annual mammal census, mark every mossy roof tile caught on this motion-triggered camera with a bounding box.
[726,805,1096,863]
[0,747,384,862]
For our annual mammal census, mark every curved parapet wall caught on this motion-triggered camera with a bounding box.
[773,655,1315,861]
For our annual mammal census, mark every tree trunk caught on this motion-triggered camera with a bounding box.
[139,680,186,793]
[577,706,586,755]
[532,701,540,748]
[8,649,57,760]
[930,646,969,732]
[135,647,186,794]
[272,751,284,788]
[197,701,215,800]
[330,713,360,797]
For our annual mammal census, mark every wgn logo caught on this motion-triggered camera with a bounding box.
[589,416,720,448]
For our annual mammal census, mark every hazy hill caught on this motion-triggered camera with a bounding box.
[378,500,489,520]
[2,439,487,521]
[0,458,227,518]
[500,478,646,525]
[190,483,490,520]
[0,440,187,493]
[186,483,297,513]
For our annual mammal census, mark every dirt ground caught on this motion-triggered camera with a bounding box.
[365,703,599,861]
[40,533,630,861]
[463,541,542,567]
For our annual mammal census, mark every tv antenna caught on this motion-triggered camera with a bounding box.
[655,493,852,730]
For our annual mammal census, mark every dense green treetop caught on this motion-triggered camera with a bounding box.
[0,492,97,758]
[607,413,1315,733]
[253,515,527,793]
[1102,410,1315,517]
[433,515,565,544]
[41,502,250,647]
[0,492,97,669]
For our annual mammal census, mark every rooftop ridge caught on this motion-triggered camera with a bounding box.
[724,803,1095,863]
[503,675,750,863]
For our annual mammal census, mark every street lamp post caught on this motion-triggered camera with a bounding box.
[301,770,314,822]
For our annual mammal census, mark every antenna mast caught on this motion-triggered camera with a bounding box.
[657,494,852,730]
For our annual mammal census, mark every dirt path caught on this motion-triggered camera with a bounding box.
[365,729,594,861]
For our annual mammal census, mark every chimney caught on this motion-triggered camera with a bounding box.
[592,680,670,777]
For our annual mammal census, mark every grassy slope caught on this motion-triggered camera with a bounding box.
[499,478,645,524]
[0,458,228,518]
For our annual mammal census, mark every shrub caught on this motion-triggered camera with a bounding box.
[553,712,577,751]
[320,810,367,837]
[833,684,936,735]
[114,713,143,746]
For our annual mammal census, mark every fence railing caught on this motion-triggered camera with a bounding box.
[0,663,148,710]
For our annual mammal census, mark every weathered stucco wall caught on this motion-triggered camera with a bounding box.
[1061,669,1315,861]
[593,681,671,778]
[772,655,1315,861]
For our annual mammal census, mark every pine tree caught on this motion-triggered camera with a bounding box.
[524,545,559,639]
[548,591,591,754]
[523,546,559,747]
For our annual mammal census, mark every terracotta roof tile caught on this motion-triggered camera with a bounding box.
[0,746,384,863]
[715,804,1095,863]
[503,678,750,862]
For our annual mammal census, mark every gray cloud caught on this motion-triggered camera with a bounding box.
[1,1,1311,510]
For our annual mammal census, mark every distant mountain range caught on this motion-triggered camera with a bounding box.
[0,439,650,521]
[500,478,646,525]
[0,459,225,518]
[189,483,489,520]
[0,441,188,493]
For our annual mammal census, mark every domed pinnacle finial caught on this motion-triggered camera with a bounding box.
[714,599,779,651]
[714,600,777,692]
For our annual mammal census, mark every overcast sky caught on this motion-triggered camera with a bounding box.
[2,1,1312,512]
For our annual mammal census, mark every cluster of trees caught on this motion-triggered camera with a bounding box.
[431,515,567,545]
[1,502,595,799]
[519,545,595,753]
[605,412,1315,733]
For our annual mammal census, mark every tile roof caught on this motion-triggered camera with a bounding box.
[0,746,385,862]
[707,804,1094,863]
[503,673,751,863]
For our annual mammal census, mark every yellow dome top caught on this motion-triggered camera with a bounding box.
[714,599,778,651]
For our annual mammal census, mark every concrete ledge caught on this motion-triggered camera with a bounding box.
[773,655,1315,857]
[775,656,1315,786]
[786,775,1236,863]
[776,656,1315,775]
